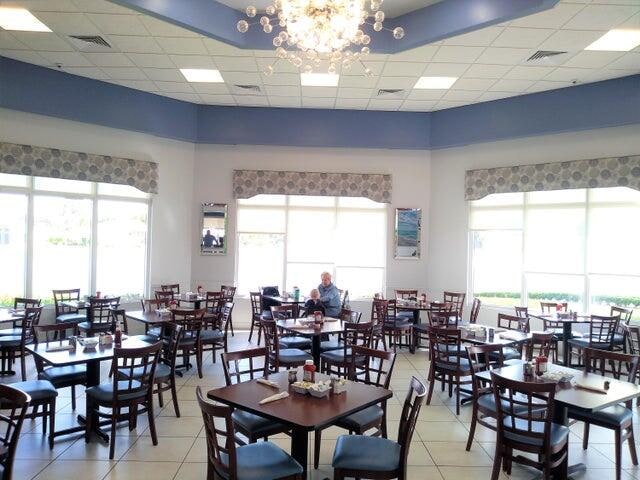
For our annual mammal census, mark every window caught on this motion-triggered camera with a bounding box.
[469,187,640,317]
[236,195,386,298]
[0,175,150,306]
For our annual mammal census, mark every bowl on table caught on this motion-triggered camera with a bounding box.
[79,337,99,350]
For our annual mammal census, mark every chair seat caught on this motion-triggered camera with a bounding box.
[232,410,288,437]
[568,337,612,349]
[200,329,224,342]
[279,336,311,350]
[384,320,412,330]
[223,441,302,480]
[123,363,171,382]
[320,349,365,364]
[613,333,625,345]
[39,365,87,385]
[332,434,401,472]
[86,380,144,403]
[436,344,464,354]
[490,347,521,361]
[478,393,542,414]
[0,336,24,347]
[11,380,58,402]
[569,404,632,427]
[147,326,162,337]
[77,321,111,333]
[503,417,569,447]
[320,340,343,352]
[131,334,159,343]
[271,349,312,364]
[336,404,384,431]
[435,356,471,371]
[56,313,86,324]
[413,323,428,333]
[396,311,414,320]
[0,328,22,336]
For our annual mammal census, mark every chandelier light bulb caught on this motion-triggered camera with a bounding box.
[273,36,282,46]
[328,63,336,74]
[237,20,249,33]
[374,10,384,22]
[260,16,270,26]
[246,5,257,17]
[263,23,273,33]
[361,46,369,54]
[266,4,276,14]
[393,26,404,39]
[364,67,373,77]
[373,21,382,32]
[362,34,370,45]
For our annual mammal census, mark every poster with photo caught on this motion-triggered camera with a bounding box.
[395,208,421,259]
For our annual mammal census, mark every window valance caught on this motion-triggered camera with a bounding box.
[233,169,392,203]
[465,155,640,201]
[0,142,158,194]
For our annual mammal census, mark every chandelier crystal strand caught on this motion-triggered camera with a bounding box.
[237,0,404,75]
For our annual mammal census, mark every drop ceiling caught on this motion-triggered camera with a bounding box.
[0,0,639,112]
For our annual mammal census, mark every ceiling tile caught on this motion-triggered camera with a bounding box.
[139,16,199,38]
[607,53,640,70]
[203,38,254,57]
[0,32,27,50]
[475,47,533,65]
[526,80,573,93]
[301,97,335,108]
[538,30,606,51]
[510,3,584,29]
[367,99,402,111]
[562,51,624,68]
[476,91,520,103]
[503,65,555,80]
[381,61,426,76]
[169,55,216,69]
[20,0,78,13]
[431,45,484,63]
[301,86,338,98]
[450,78,497,91]
[443,26,504,47]
[265,85,300,96]
[334,98,369,110]
[190,83,231,95]
[143,68,184,81]
[422,62,470,76]
[269,97,302,108]
[214,56,258,72]
[101,66,147,80]
[10,32,73,51]
[126,53,175,69]
[376,76,417,89]
[491,27,554,48]
[256,57,298,74]
[221,71,262,85]
[563,4,638,30]
[406,89,446,101]
[387,44,438,62]
[261,73,300,86]
[154,81,195,93]
[582,69,635,83]
[85,13,146,35]
[342,61,384,76]
[401,100,436,111]
[235,95,269,106]
[0,49,48,66]
[489,79,535,92]
[72,0,134,14]
[162,92,202,103]
[544,66,591,82]
[337,87,375,98]
[107,35,163,54]
[442,90,481,102]
[34,12,100,35]
[433,100,468,110]
[156,37,208,55]
[338,75,377,88]
[83,52,134,67]
[463,64,512,79]
[38,50,92,67]
[112,79,158,91]
[199,94,237,105]
[62,66,109,79]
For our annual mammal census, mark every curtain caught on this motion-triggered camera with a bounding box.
[465,155,640,201]
[0,141,158,194]
[233,169,392,203]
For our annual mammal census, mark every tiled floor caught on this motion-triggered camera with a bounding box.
[6,332,640,479]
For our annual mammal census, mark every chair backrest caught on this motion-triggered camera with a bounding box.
[13,297,41,310]
[342,321,373,353]
[625,324,640,356]
[161,284,180,295]
[204,291,224,328]
[0,385,30,480]
[34,323,79,344]
[498,313,529,333]
[491,372,558,454]
[427,308,459,327]
[222,347,268,385]
[196,386,238,480]
[20,306,42,347]
[155,290,175,303]
[221,285,236,300]
[467,344,505,403]
[249,292,262,319]
[395,289,418,300]
[270,304,296,320]
[141,298,168,312]
[339,308,361,323]
[397,377,427,473]
[470,297,481,323]
[612,306,633,334]
[88,297,120,328]
[171,308,205,346]
[350,345,396,389]
[339,289,349,308]
[260,318,280,358]
[428,325,465,370]
[443,291,465,317]
[589,314,620,347]
[583,347,639,384]
[371,298,389,324]
[112,342,161,404]
[540,301,567,313]
[218,302,234,334]
[514,306,528,318]
[526,332,553,361]
[159,322,183,370]
[52,288,80,316]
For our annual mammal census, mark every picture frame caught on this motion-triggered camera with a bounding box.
[394,208,421,259]
[200,203,228,255]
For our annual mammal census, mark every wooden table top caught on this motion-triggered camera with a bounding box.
[276,318,344,337]
[264,295,306,304]
[0,308,22,323]
[460,324,532,345]
[207,370,392,430]
[476,363,640,412]
[528,311,592,324]
[125,309,172,325]
[26,336,153,367]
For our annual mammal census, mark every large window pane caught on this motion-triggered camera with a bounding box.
[287,210,334,262]
[589,275,640,320]
[237,233,284,295]
[0,173,28,187]
[289,195,335,207]
[469,209,523,230]
[338,197,385,209]
[471,230,522,307]
[286,263,333,295]
[96,200,147,300]
[527,189,585,204]
[526,273,583,311]
[590,187,640,203]
[335,267,384,299]
[32,196,92,303]
[237,208,285,233]
[588,206,640,275]
[238,194,286,206]
[34,177,92,194]
[471,193,523,207]
[0,194,27,305]
[98,183,148,198]
[336,210,385,267]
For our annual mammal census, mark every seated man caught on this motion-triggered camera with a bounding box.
[304,289,325,316]
[318,272,341,317]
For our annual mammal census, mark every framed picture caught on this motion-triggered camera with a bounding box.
[200,203,228,255]
[394,208,421,259]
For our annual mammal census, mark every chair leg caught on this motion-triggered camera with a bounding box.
[21,353,26,381]
[84,399,93,443]
[455,378,461,416]
[71,384,77,411]
[42,403,47,435]
[248,320,255,342]
[615,428,622,480]
[170,378,181,418]
[426,369,435,405]
[49,398,56,449]
[490,443,502,480]
[196,345,204,379]
[147,398,158,446]
[109,409,118,460]
[314,429,322,469]
[582,423,590,450]
[157,384,164,408]
[628,425,639,466]
[466,405,478,451]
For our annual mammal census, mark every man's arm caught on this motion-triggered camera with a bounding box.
[319,285,340,304]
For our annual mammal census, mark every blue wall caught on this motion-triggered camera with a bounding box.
[1,56,639,150]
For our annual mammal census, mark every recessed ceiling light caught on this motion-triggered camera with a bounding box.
[0,7,51,32]
[414,76,458,89]
[301,73,339,87]
[180,68,224,83]
[585,29,640,52]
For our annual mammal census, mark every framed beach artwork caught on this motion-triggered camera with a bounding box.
[394,208,422,259]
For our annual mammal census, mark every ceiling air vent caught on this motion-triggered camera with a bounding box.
[377,88,404,98]
[526,50,567,64]
[233,84,262,94]
[68,35,112,52]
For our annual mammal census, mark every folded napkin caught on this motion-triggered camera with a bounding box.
[259,391,289,405]
[46,344,75,353]
[256,378,280,388]
[575,382,607,394]
[499,332,521,341]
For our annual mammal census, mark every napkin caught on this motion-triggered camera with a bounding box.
[575,382,607,394]
[257,378,280,388]
[498,332,521,341]
[259,391,289,405]
[46,344,75,353]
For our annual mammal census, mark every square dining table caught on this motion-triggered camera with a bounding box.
[527,312,592,366]
[476,362,640,478]
[0,308,22,324]
[207,370,393,478]
[276,317,344,367]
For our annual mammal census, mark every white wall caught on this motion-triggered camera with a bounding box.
[0,108,195,328]
[428,124,640,326]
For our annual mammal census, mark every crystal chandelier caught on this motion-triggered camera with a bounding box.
[236,0,405,76]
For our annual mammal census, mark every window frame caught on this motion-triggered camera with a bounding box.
[0,176,152,304]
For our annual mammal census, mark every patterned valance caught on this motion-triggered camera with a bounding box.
[0,142,158,194]
[465,155,640,201]
[233,169,392,203]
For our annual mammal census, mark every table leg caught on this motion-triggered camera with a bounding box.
[312,336,321,369]
[291,427,309,479]
[78,359,110,443]
[562,322,572,366]
[543,404,585,479]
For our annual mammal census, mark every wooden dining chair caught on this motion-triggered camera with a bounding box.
[314,346,396,469]
[196,386,303,480]
[382,299,413,353]
[469,297,481,323]
[319,309,362,353]
[270,305,311,350]
[9,375,57,449]
[221,347,291,445]
[171,308,206,378]
[53,288,85,331]
[0,384,30,480]
[444,291,466,318]
[525,331,554,361]
[370,298,388,351]
[160,283,180,295]
[221,285,237,336]
[496,313,529,361]
[248,291,265,345]
[261,318,312,372]
[568,347,639,480]
[490,371,568,479]
[611,306,633,352]
[140,298,168,338]
[201,302,233,364]
[320,321,373,377]
[332,376,426,480]
[78,297,121,337]
[540,301,568,313]
[203,290,224,322]
[568,314,620,365]
[514,306,529,318]
[153,323,183,417]
[0,297,41,336]
[0,306,42,381]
